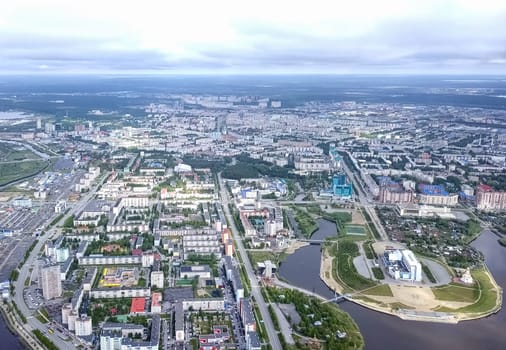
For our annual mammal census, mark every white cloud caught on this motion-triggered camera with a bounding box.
[0,0,505,73]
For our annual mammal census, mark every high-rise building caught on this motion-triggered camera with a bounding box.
[332,173,353,198]
[476,184,506,211]
[44,122,55,134]
[39,263,62,300]
[75,315,93,336]
[36,117,42,129]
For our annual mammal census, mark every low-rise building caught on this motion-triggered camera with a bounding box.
[180,265,212,279]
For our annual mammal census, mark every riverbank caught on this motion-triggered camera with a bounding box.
[319,244,502,324]
[283,240,309,255]
[0,302,43,350]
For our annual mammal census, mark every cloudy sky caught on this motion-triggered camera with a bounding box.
[0,0,505,74]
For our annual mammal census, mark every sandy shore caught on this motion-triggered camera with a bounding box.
[320,248,344,294]
[283,240,309,255]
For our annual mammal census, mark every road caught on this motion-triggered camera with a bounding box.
[12,172,110,349]
[218,173,282,350]
[340,153,388,241]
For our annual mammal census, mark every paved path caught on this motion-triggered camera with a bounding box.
[420,257,452,286]
[271,303,295,345]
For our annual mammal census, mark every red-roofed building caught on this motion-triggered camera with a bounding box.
[132,249,143,256]
[130,297,145,314]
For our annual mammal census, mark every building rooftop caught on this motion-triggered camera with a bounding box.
[130,297,146,314]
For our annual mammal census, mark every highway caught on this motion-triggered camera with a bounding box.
[218,173,282,350]
[12,172,110,349]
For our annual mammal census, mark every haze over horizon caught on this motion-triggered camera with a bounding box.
[1,0,505,75]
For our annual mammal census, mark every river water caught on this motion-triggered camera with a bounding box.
[0,313,24,350]
[278,219,506,350]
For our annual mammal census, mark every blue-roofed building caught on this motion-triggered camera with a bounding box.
[332,174,353,199]
[418,184,448,196]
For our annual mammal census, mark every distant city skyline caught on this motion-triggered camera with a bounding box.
[0,0,505,74]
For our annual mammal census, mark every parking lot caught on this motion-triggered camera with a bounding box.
[24,285,44,310]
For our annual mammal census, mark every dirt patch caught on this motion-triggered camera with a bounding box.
[284,240,309,254]
[351,210,366,225]
[360,284,473,311]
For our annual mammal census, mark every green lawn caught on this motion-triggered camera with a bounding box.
[291,206,318,238]
[363,241,377,260]
[433,269,499,314]
[362,284,393,297]
[0,142,41,162]
[328,242,377,292]
[0,159,48,185]
[248,251,286,265]
[432,284,478,303]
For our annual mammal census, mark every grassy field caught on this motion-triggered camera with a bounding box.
[248,250,286,265]
[0,142,40,162]
[362,284,393,297]
[291,206,318,238]
[432,284,478,303]
[0,159,49,185]
[363,241,377,260]
[328,241,377,292]
[433,268,499,314]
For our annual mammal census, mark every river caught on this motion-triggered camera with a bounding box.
[0,313,25,350]
[278,219,506,350]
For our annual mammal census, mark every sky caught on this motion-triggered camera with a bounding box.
[0,0,505,74]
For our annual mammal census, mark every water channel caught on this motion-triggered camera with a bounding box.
[278,218,506,350]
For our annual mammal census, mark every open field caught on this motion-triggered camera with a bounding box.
[248,250,286,265]
[434,268,500,314]
[0,142,41,162]
[362,284,393,297]
[432,284,478,304]
[327,241,377,292]
[0,159,49,186]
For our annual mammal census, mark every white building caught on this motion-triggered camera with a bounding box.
[90,287,150,299]
[75,315,93,336]
[182,298,225,311]
[39,263,62,300]
[384,249,422,282]
[180,265,211,279]
[79,255,142,266]
[150,271,164,289]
